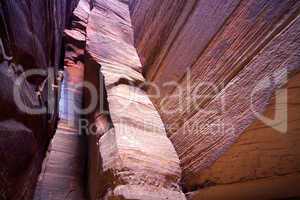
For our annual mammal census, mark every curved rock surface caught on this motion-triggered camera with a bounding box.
[130,0,300,197]
[1,0,300,199]
[0,0,78,199]
[84,0,186,199]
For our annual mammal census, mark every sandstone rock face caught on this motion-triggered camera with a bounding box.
[130,0,300,196]
[0,0,78,199]
[1,0,299,199]
[84,0,185,199]
[130,0,239,85]
[186,174,300,200]
[185,73,300,193]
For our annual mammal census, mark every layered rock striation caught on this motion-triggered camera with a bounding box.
[130,0,300,197]
[1,0,187,199]
[1,0,299,199]
[84,0,186,199]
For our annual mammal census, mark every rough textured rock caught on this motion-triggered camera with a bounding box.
[33,1,89,199]
[130,0,240,95]
[171,10,300,180]
[185,72,300,191]
[0,0,78,199]
[130,0,300,192]
[85,0,185,199]
[1,0,299,199]
[129,0,197,78]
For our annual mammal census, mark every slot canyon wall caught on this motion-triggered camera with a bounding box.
[0,0,300,199]
[0,0,187,199]
[130,0,300,199]
[0,0,79,199]
[84,0,185,199]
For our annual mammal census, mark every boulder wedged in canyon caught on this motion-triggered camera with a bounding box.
[84,0,186,199]
[0,0,79,199]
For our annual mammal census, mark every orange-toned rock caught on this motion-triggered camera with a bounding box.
[85,0,186,199]
[130,0,300,191]
[185,73,300,193]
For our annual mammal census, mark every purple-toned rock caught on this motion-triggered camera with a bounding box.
[0,0,79,199]
[84,0,186,199]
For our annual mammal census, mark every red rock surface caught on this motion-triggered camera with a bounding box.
[85,0,186,199]
[186,173,300,200]
[130,0,300,197]
[1,0,300,199]
[185,73,300,193]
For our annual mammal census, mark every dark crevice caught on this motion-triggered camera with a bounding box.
[59,37,66,71]
[83,53,113,130]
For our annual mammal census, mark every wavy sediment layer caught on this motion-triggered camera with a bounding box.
[84,0,186,199]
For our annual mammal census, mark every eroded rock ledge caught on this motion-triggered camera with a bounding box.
[84,0,186,199]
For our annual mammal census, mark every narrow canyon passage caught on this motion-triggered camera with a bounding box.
[33,65,87,200]
[33,1,90,199]
[0,0,300,199]
[34,0,186,199]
